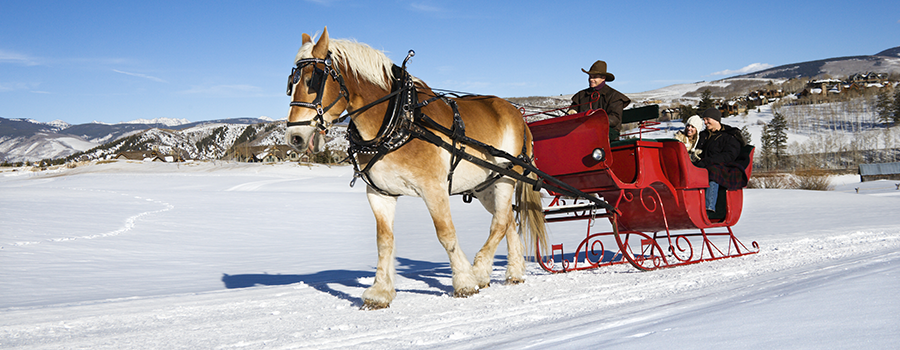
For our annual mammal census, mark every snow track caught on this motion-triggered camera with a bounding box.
[3,184,173,247]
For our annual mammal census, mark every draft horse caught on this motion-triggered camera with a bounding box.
[284,27,547,310]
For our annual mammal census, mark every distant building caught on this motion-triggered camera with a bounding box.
[114,151,183,162]
[230,145,299,163]
[114,151,156,161]
[859,162,900,182]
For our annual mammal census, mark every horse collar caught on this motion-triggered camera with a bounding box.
[346,64,422,195]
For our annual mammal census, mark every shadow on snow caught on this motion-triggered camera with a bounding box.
[221,256,516,307]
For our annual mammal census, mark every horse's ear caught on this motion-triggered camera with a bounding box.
[312,26,329,59]
[302,33,312,44]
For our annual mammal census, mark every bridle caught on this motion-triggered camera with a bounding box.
[285,51,350,131]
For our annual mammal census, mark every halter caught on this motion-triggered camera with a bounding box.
[286,51,350,131]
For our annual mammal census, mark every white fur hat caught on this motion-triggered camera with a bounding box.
[686,115,703,131]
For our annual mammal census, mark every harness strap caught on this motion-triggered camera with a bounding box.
[411,114,619,214]
[442,97,466,195]
[318,53,616,213]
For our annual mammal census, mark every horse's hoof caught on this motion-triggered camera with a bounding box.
[478,282,491,289]
[506,277,525,285]
[454,287,479,298]
[361,300,390,310]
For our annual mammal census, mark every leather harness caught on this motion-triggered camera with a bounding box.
[286,50,618,213]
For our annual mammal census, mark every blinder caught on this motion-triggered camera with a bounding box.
[286,52,350,129]
[286,59,329,96]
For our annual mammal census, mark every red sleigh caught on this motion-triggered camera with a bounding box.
[527,107,758,272]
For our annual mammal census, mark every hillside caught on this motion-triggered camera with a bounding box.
[0,117,274,164]
[735,46,900,80]
[64,121,288,163]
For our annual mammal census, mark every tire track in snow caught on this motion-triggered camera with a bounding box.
[224,178,296,192]
[9,188,174,246]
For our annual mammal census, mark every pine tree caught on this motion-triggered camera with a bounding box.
[877,88,900,125]
[698,89,716,111]
[770,113,789,168]
[740,125,752,146]
[760,124,773,170]
[875,90,895,124]
[893,89,900,124]
[678,104,697,123]
[762,113,789,169]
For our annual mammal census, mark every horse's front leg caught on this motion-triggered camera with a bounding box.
[361,189,398,310]
[422,189,479,298]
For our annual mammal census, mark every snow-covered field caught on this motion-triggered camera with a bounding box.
[2,161,899,349]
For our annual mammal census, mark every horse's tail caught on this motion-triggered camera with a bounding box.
[516,172,548,259]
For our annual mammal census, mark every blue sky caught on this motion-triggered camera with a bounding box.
[2,0,898,125]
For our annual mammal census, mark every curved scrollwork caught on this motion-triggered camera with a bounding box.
[638,186,661,213]
[614,228,668,271]
[668,235,695,263]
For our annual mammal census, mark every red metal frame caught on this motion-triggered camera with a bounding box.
[528,109,759,272]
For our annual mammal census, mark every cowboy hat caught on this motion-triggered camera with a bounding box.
[582,60,615,82]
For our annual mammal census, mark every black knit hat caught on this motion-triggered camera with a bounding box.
[700,108,721,122]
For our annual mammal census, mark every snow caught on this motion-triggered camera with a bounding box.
[625,78,784,103]
[2,161,899,349]
[121,118,192,127]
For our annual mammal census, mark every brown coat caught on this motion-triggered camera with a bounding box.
[568,84,631,134]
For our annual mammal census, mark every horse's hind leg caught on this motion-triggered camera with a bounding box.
[472,180,523,287]
[504,209,526,284]
[422,189,479,298]
[361,190,398,310]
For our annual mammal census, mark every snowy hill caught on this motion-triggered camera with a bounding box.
[735,45,900,80]
[0,117,275,163]
[120,117,191,127]
[67,121,292,162]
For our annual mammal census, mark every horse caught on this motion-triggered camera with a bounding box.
[284,27,547,310]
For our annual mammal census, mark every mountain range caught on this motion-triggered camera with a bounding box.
[0,117,278,164]
[2,46,898,164]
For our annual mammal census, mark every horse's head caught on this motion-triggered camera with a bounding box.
[285,27,350,153]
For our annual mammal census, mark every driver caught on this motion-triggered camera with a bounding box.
[566,60,631,141]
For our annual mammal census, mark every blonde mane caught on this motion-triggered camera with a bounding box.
[295,38,395,91]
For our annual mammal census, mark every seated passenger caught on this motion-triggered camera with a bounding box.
[692,108,748,215]
[566,60,631,141]
[674,115,703,162]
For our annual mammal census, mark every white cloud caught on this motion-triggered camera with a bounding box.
[0,49,40,66]
[113,69,166,83]
[711,63,773,76]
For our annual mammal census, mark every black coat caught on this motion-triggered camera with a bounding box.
[694,124,744,168]
[693,124,749,190]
